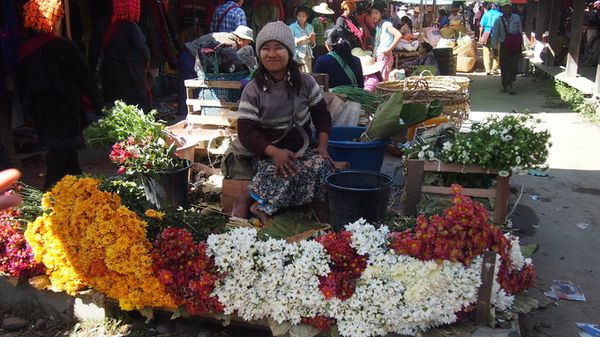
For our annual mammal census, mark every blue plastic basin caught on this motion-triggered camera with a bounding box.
[328,127,388,172]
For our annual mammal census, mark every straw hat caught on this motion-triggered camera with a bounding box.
[312,2,335,15]
[232,25,254,42]
[399,5,408,10]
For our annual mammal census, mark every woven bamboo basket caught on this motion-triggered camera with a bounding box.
[376,79,470,125]
[377,78,469,156]
[406,71,471,93]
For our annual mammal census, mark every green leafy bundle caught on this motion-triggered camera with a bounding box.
[83,100,165,148]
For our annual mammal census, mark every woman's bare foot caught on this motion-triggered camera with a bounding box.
[250,202,272,225]
[232,193,253,219]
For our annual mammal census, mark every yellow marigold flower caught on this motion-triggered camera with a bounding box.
[144,209,165,221]
[24,175,176,310]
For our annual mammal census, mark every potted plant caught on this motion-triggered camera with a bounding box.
[84,101,192,209]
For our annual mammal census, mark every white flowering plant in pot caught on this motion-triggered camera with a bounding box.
[406,114,551,175]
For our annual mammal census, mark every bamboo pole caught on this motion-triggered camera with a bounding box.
[63,0,72,40]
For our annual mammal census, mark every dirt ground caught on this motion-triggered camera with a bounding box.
[467,72,600,337]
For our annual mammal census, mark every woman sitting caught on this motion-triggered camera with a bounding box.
[229,21,334,223]
[394,16,419,51]
[402,42,440,75]
[314,27,364,88]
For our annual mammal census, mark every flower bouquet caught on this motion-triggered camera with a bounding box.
[84,101,191,208]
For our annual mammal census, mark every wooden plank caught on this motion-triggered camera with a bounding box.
[546,0,561,66]
[566,0,585,78]
[186,99,240,108]
[534,0,549,41]
[186,87,194,114]
[186,114,235,126]
[493,175,510,224]
[475,251,496,326]
[416,160,498,174]
[404,159,425,216]
[595,63,600,98]
[421,186,497,199]
[524,0,536,36]
[185,79,242,89]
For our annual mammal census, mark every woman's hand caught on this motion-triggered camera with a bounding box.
[383,48,393,56]
[317,145,335,168]
[266,146,299,177]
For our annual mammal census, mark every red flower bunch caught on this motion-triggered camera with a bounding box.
[389,184,535,295]
[109,136,183,175]
[0,209,44,278]
[151,227,223,314]
[301,315,336,331]
[316,231,367,300]
[389,184,504,266]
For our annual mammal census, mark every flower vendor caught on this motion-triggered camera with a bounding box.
[178,25,254,115]
[100,0,151,112]
[18,0,103,190]
[314,27,364,88]
[224,21,333,223]
[370,1,403,80]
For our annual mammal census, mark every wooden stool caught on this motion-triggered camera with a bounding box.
[403,159,510,224]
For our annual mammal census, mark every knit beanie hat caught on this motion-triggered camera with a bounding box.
[255,21,296,57]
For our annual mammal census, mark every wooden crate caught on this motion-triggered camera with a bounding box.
[184,79,242,115]
[403,159,510,224]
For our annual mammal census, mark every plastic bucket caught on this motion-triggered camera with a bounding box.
[326,170,393,230]
[433,48,456,76]
[140,161,192,209]
[328,127,388,171]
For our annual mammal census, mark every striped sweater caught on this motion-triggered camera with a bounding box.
[236,73,331,156]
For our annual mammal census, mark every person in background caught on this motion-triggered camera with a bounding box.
[314,27,364,88]
[394,16,419,51]
[336,0,363,49]
[210,0,247,33]
[491,1,523,94]
[230,21,333,223]
[448,6,463,25]
[290,6,316,73]
[479,2,502,75]
[355,1,376,49]
[101,2,151,112]
[252,0,284,35]
[178,26,254,115]
[311,3,335,66]
[371,1,402,80]
[398,16,413,37]
[401,42,439,75]
[437,8,449,28]
[474,2,484,39]
[409,8,421,30]
[18,0,103,190]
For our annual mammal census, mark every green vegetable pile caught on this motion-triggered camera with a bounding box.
[330,85,384,115]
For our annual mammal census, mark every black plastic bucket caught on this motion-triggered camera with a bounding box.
[433,48,456,76]
[326,170,393,230]
[140,161,192,209]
